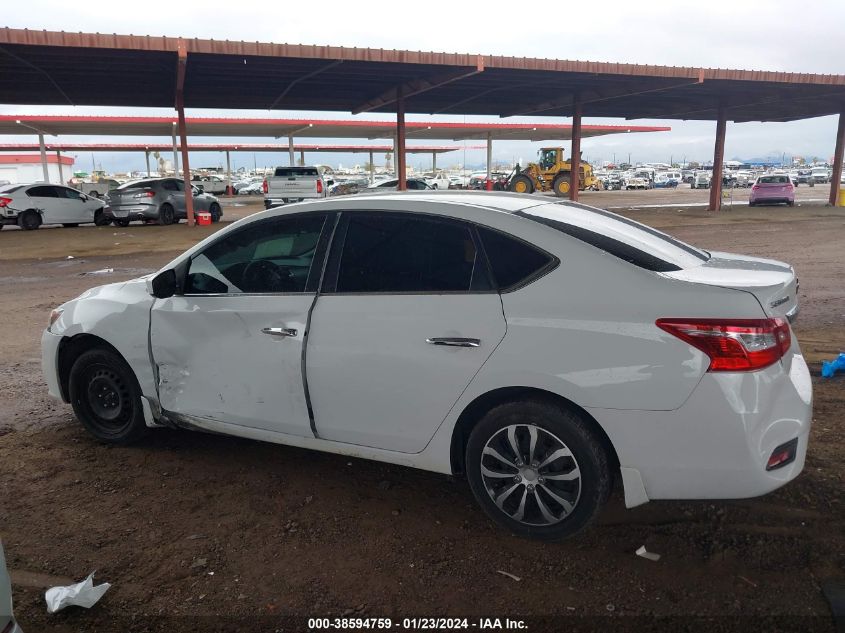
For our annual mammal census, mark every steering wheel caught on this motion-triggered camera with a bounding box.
[241,260,295,293]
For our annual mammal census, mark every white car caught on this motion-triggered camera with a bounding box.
[0,183,108,230]
[423,172,451,190]
[41,192,811,539]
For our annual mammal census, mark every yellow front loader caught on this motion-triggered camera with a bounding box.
[507,147,598,196]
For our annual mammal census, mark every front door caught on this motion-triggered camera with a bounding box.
[307,212,507,453]
[150,212,330,436]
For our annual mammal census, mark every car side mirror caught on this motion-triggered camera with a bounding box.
[80,193,88,201]
[150,269,177,299]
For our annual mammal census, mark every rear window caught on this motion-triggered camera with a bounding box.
[758,175,789,184]
[516,202,709,273]
[117,180,157,190]
[274,167,319,177]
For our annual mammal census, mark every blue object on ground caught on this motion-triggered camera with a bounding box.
[821,353,845,378]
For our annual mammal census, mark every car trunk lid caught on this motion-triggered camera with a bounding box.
[662,250,798,320]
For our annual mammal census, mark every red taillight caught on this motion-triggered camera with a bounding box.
[656,318,791,372]
[262,179,268,194]
[316,179,323,194]
[0,196,11,207]
[751,185,760,190]
[144,189,155,197]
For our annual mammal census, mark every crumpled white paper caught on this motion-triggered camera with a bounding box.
[45,572,111,613]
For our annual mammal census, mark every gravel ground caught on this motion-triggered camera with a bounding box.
[0,191,842,632]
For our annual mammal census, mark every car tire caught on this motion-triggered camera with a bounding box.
[89,191,101,199]
[552,175,571,197]
[68,348,148,445]
[209,203,222,223]
[159,204,175,226]
[62,223,79,228]
[17,209,41,230]
[465,398,611,540]
[787,200,795,207]
[94,210,110,226]
[115,219,130,227]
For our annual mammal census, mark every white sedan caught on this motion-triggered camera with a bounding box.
[41,192,811,539]
[0,183,108,229]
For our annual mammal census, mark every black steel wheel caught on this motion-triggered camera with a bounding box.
[209,203,222,223]
[68,349,148,444]
[159,203,175,225]
[466,399,611,540]
[18,209,41,230]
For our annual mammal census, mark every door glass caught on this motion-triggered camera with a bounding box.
[59,187,83,200]
[27,185,59,198]
[161,180,178,192]
[186,214,326,294]
[336,215,488,293]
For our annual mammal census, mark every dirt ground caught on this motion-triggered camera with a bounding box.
[0,189,843,632]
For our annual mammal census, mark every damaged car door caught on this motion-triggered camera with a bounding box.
[149,213,330,436]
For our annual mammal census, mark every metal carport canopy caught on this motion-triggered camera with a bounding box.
[0,142,478,154]
[0,116,669,142]
[1,28,843,122]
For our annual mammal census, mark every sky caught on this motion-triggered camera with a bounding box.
[3,0,844,173]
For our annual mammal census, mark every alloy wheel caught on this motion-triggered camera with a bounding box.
[480,424,581,526]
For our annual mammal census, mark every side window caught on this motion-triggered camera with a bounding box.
[477,227,554,290]
[59,188,83,200]
[186,214,326,294]
[27,186,58,198]
[161,180,178,192]
[174,180,185,192]
[335,214,489,293]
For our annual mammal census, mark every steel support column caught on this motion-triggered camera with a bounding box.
[397,92,407,191]
[299,151,305,166]
[432,152,437,172]
[38,132,49,182]
[171,127,179,175]
[176,96,194,225]
[226,151,232,197]
[829,109,845,206]
[288,136,295,167]
[369,151,374,184]
[486,132,492,179]
[145,151,151,177]
[709,106,727,211]
[56,151,64,184]
[569,98,582,201]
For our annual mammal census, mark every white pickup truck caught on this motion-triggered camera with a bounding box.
[263,166,332,209]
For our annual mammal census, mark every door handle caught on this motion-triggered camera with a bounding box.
[262,327,298,338]
[426,337,480,348]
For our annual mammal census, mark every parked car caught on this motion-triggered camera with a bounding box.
[365,178,432,191]
[264,166,331,209]
[239,181,264,195]
[0,183,108,230]
[423,172,451,190]
[104,178,222,227]
[0,541,23,633]
[191,174,228,195]
[449,175,469,189]
[749,174,795,207]
[624,176,650,190]
[690,172,711,189]
[652,174,678,188]
[810,167,830,184]
[602,174,624,190]
[42,192,809,540]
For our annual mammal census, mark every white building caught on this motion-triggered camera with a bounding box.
[0,153,75,185]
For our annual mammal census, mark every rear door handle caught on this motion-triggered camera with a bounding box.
[262,327,298,338]
[426,337,480,348]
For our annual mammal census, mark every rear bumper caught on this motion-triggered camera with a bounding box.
[105,204,159,221]
[592,345,812,504]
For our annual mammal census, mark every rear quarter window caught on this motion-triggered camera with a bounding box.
[477,227,555,290]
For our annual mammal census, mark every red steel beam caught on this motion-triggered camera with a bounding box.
[175,40,195,226]
[829,108,845,206]
[569,98,582,202]
[708,106,727,212]
[352,59,484,115]
[397,91,406,191]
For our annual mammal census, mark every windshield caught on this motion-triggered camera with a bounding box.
[516,201,710,272]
